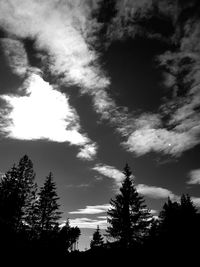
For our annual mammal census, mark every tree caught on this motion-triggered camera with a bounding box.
[0,165,21,227]
[0,155,37,232]
[107,164,152,248]
[16,155,38,231]
[37,172,62,234]
[90,226,104,249]
[59,219,81,252]
[158,194,199,246]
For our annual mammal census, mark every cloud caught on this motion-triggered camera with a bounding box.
[69,204,111,215]
[0,38,28,77]
[92,164,124,187]
[136,184,176,199]
[191,197,200,208]
[0,0,109,90]
[69,217,107,229]
[77,143,98,161]
[124,127,199,157]
[187,169,200,185]
[1,0,200,161]
[0,72,97,159]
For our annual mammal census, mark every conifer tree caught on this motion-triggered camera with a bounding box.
[90,225,104,249]
[0,155,38,232]
[59,219,81,252]
[0,165,22,229]
[16,155,38,230]
[107,164,152,248]
[38,172,62,234]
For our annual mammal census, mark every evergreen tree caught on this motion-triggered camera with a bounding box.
[59,219,81,252]
[107,164,152,248]
[38,172,62,234]
[16,155,38,231]
[90,225,104,249]
[0,155,37,232]
[159,194,199,245]
[0,165,22,229]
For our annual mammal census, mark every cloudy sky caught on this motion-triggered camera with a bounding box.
[0,0,200,250]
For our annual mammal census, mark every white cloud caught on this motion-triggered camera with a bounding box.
[69,217,107,229]
[92,164,124,187]
[124,127,198,157]
[187,169,200,185]
[0,72,97,159]
[0,38,28,77]
[77,143,98,161]
[0,0,109,90]
[136,184,176,199]
[69,204,111,215]
[191,197,200,208]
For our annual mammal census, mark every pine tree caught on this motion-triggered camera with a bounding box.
[16,155,38,230]
[0,156,38,232]
[59,219,81,252]
[38,172,62,234]
[159,194,199,245]
[0,165,22,229]
[107,164,152,248]
[90,225,104,249]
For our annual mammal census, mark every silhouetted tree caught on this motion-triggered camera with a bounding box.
[158,194,200,253]
[59,219,81,252]
[90,226,104,249]
[0,156,37,232]
[16,155,38,232]
[0,165,22,229]
[107,164,152,248]
[37,172,62,235]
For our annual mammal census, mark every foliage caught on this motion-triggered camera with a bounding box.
[37,172,62,234]
[90,226,104,249]
[107,164,152,248]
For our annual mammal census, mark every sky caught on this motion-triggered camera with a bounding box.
[0,0,200,250]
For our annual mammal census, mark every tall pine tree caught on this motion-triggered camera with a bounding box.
[0,155,37,232]
[38,172,62,234]
[107,164,152,248]
[16,155,38,231]
[0,165,22,229]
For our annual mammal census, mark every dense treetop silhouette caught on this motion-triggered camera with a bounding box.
[0,155,199,263]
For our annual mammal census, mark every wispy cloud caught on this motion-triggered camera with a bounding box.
[77,143,98,161]
[136,184,177,199]
[92,164,124,187]
[191,197,200,208]
[0,72,97,160]
[69,204,111,215]
[187,169,200,185]
[1,0,200,160]
[96,0,200,158]
[0,0,109,90]
[124,126,199,157]
[0,38,28,77]
[69,217,107,229]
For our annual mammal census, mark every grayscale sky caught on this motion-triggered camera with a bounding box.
[0,0,200,250]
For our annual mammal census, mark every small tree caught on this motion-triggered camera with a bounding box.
[107,164,152,248]
[38,172,62,234]
[59,219,81,252]
[90,226,104,249]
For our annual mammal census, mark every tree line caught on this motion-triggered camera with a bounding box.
[0,156,200,262]
[0,155,80,259]
[90,164,200,261]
